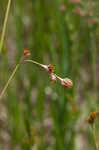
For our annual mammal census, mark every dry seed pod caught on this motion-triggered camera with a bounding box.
[61,78,73,88]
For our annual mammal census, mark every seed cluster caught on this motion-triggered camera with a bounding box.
[23,49,73,89]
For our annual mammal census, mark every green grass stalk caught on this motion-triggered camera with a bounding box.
[0,0,11,54]
[0,63,20,101]
[91,125,98,150]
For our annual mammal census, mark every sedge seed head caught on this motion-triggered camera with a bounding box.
[88,112,96,125]
[24,49,31,56]
[61,78,73,88]
[20,49,31,63]
[48,64,54,73]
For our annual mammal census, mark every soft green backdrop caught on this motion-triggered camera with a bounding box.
[0,0,99,150]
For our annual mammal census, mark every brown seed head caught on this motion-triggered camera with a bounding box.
[88,112,96,125]
[24,49,31,56]
[61,78,73,88]
[48,64,54,73]
[20,49,31,63]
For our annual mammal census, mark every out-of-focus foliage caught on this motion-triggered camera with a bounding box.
[0,0,99,150]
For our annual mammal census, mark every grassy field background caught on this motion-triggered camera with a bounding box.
[0,0,99,150]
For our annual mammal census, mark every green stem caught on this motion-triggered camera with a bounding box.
[92,125,98,150]
[0,63,20,101]
[0,59,43,101]
[0,58,44,101]
[0,0,11,54]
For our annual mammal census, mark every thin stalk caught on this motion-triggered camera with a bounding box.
[24,59,46,69]
[0,63,20,101]
[91,125,98,150]
[0,0,11,54]
[25,59,64,82]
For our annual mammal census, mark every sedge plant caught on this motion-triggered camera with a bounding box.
[0,49,73,101]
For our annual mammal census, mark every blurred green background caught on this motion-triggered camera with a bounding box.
[0,0,99,150]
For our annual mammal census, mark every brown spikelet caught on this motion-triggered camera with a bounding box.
[88,112,96,125]
[48,64,54,73]
[24,49,31,56]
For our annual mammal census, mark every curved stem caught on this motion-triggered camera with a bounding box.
[0,63,20,101]
[0,0,11,54]
[24,59,46,69]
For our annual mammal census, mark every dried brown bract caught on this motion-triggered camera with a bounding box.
[50,73,57,83]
